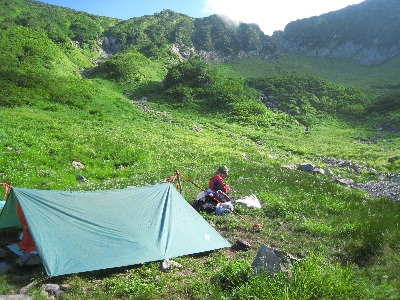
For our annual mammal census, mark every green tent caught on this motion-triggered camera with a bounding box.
[0,182,231,276]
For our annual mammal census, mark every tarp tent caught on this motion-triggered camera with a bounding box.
[0,182,231,276]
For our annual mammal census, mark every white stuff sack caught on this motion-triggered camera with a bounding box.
[236,194,262,209]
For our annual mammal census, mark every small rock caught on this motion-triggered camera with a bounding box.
[60,284,71,291]
[77,174,88,182]
[242,153,250,160]
[313,168,325,175]
[334,178,354,187]
[235,239,251,250]
[19,280,38,294]
[42,283,60,296]
[160,259,182,271]
[297,163,314,172]
[72,160,84,169]
[0,294,32,299]
[281,164,297,170]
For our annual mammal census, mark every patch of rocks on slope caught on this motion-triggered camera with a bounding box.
[282,157,400,202]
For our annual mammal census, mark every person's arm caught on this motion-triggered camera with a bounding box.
[213,179,228,193]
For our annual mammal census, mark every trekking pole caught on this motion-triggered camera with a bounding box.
[176,171,263,232]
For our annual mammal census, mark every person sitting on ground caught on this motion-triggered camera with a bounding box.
[192,165,233,213]
[209,165,230,194]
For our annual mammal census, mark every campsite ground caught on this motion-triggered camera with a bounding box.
[0,47,399,299]
[0,105,399,299]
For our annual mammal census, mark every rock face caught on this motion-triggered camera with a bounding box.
[276,39,400,66]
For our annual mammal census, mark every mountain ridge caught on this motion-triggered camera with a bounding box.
[275,0,400,66]
[3,0,399,67]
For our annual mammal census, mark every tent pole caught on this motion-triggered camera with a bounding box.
[175,170,183,194]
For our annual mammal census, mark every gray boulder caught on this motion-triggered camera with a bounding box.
[251,245,301,275]
[297,163,315,172]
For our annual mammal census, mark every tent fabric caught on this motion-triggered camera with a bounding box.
[17,203,37,252]
[0,183,231,276]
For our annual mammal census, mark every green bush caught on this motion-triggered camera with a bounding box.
[92,51,166,83]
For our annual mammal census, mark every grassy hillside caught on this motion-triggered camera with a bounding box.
[214,53,400,96]
[1,84,399,299]
[0,1,399,299]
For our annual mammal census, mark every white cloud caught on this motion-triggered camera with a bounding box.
[203,0,365,35]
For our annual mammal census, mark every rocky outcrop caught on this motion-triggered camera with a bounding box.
[275,38,400,66]
[282,159,399,202]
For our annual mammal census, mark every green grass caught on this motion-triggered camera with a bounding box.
[214,53,400,96]
[0,2,399,297]
[1,86,399,298]
[0,27,399,298]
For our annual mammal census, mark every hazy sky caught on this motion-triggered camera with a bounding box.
[39,0,365,35]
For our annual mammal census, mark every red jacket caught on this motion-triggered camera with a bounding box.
[209,174,230,193]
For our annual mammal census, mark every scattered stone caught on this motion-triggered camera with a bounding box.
[356,178,400,201]
[19,280,38,294]
[281,164,297,170]
[189,124,203,132]
[326,169,333,174]
[72,160,84,169]
[60,284,71,291]
[0,295,32,299]
[242,153,250,160]
[160,259,183,271]
[297,163,314,172]
[235,239,251,251]
[252,245,281,274]
[251,245,302,276]
[6,147,22,154]
[282,158,398,202]
[319,156,376,173]
[334,178,354,187]
[77,174,88,182]
[42,283,64,297]
[313,167,325,175]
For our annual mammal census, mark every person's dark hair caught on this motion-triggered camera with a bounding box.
[217,165,229,176]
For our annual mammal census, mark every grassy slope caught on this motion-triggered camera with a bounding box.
[0,23,399,299]
[1,78,399,298]
[214,52,400,95]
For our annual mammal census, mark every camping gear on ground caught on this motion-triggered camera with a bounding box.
[0,182,231,277]
[175,171,263,231]
[216,202,234,215]
[192,189,235,214]
[236,194,262,209]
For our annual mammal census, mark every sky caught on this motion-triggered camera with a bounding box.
[38,0,365,36]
